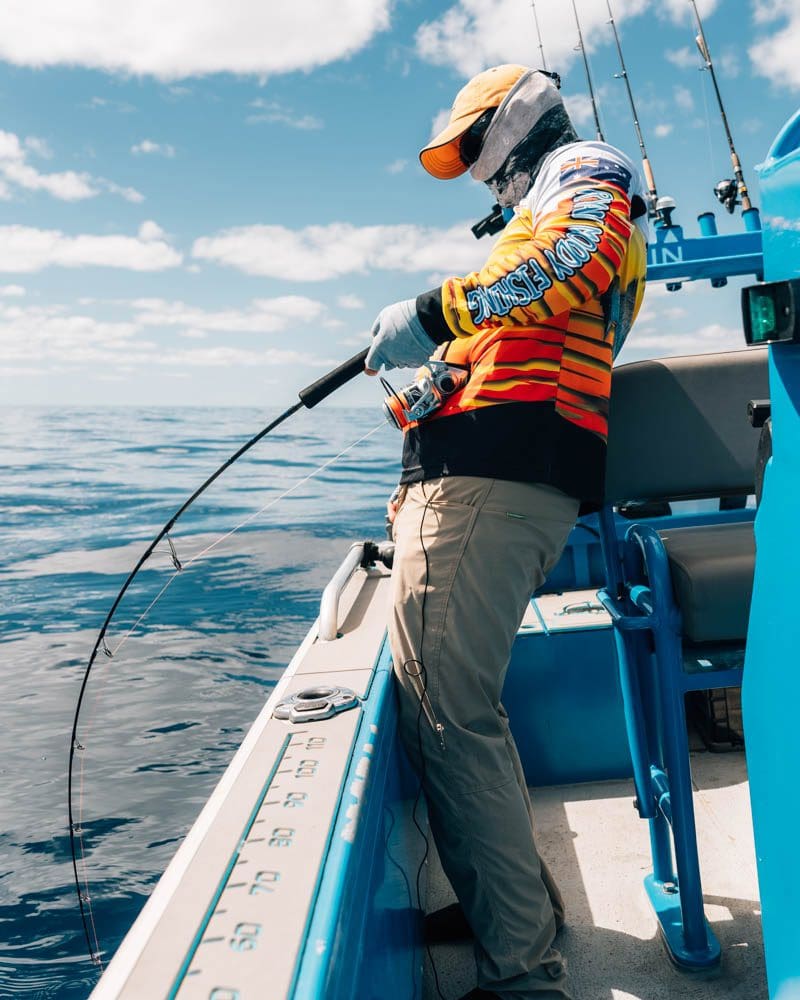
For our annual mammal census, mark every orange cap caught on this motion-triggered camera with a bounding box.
[419,64,529,180]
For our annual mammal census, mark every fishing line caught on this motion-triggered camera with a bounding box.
[606,0,659,217]
[69,348,368,966]
[699,63,718,182]
[75,420,386,942]
[571,0,605,143]
[689,0,752,213]
[107,421,385,661]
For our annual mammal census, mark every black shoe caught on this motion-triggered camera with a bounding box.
[458,990,501,999]
[424,901,473,944]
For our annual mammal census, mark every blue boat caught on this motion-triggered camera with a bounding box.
[87,109,800,1000]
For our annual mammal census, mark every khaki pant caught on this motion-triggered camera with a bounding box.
[389,476,579,999]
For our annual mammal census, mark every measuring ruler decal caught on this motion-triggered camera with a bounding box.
[167,709,359,1000]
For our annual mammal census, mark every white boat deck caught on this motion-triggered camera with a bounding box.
[425,749,766,1000]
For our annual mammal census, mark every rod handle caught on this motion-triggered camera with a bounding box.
[298,348,369,409]
[642,158,657,199]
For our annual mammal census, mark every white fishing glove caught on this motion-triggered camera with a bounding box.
[365,299,436,373]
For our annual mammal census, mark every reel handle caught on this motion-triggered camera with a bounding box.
[298,348,369,409]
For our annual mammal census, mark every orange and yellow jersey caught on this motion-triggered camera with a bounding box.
[403,140,648,506]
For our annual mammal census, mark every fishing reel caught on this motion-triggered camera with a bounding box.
[381,361,468,431]
[714,178,739,214]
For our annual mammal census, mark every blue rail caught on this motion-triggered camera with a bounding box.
[645,211,763,287]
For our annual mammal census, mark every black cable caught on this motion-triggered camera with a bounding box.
[400,495,447,1000]
[383,804,419,999]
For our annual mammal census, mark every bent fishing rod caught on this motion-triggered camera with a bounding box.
[689,0,752,213]
[572,0,604,142]
[605,0,659,217]
[68,347,368,966]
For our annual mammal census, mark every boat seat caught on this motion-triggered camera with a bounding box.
[660,521,755,644]
[597,346,769,972]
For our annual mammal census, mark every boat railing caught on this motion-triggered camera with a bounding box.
[318,540,394,641]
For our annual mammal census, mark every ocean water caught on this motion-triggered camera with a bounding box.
[0,405,400,999]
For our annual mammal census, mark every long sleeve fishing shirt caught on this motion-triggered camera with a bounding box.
[401,139,649,507]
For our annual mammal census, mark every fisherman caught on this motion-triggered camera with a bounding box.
[365,64,648,1000]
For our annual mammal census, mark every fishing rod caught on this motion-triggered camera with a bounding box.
[689,0,752,213]
[68,347,368,966]
[571,0,604,142]
[530,0,548,72]
[605,0,659,217]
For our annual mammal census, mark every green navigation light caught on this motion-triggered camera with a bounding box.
[742,279,800,346]
[749,290,777,343]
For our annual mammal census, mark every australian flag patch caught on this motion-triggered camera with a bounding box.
[559,155,632,194]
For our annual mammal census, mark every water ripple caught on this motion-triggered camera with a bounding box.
[0,404,399,997]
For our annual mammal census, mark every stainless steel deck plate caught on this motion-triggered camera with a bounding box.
[273,685,358,724]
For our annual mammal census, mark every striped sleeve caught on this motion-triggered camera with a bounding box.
[439,179,635,338]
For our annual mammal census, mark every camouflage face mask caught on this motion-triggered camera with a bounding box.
[470,70,578,207]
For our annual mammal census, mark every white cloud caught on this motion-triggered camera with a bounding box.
[0,284,25,296]
[0,129,142,202]
[717,48,740,78]
[87,96,136,113]
[386,158,408,174]
[658,0,718,22]
[192,221,486,281]
[24,136,52,159]
[0,225,182,273]
[624,322,742,357]
[674,85,695,112]
[753,0,789,24]
[654,123,673,138]
[337,294,365,309]
[0,130,97,200]
[102,179,145,203]
[131,138,176,157]
[138,220,167,241]
[131,295,325,333]
[246,100,323,130]
[415,0,651,78]
[0,299,333,372]
[563,93,596,128]
[0,1,391,80]
[665,47,698,69]
[429,108,452,141]
[750,2,800,91]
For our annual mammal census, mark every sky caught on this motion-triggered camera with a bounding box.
[0,0,798,409]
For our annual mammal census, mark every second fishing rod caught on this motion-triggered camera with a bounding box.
[605,0,660,220]
[689,0,752,214]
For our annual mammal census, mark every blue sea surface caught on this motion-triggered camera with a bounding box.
[0,405,400,999]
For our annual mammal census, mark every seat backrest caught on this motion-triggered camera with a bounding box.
[605,348,769,504]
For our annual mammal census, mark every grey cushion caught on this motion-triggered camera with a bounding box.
[606,349,769,504]
[659,522,755,643]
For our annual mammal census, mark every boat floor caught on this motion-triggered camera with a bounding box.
[424,748,766,999]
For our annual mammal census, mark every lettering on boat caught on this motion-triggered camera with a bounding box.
[296,759,319,778]
[229,921,261,952]
[249,870,280,896]
[268,827,295,848]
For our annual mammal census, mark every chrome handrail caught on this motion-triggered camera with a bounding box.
[318,541,394,641]
[318,543,367,641]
